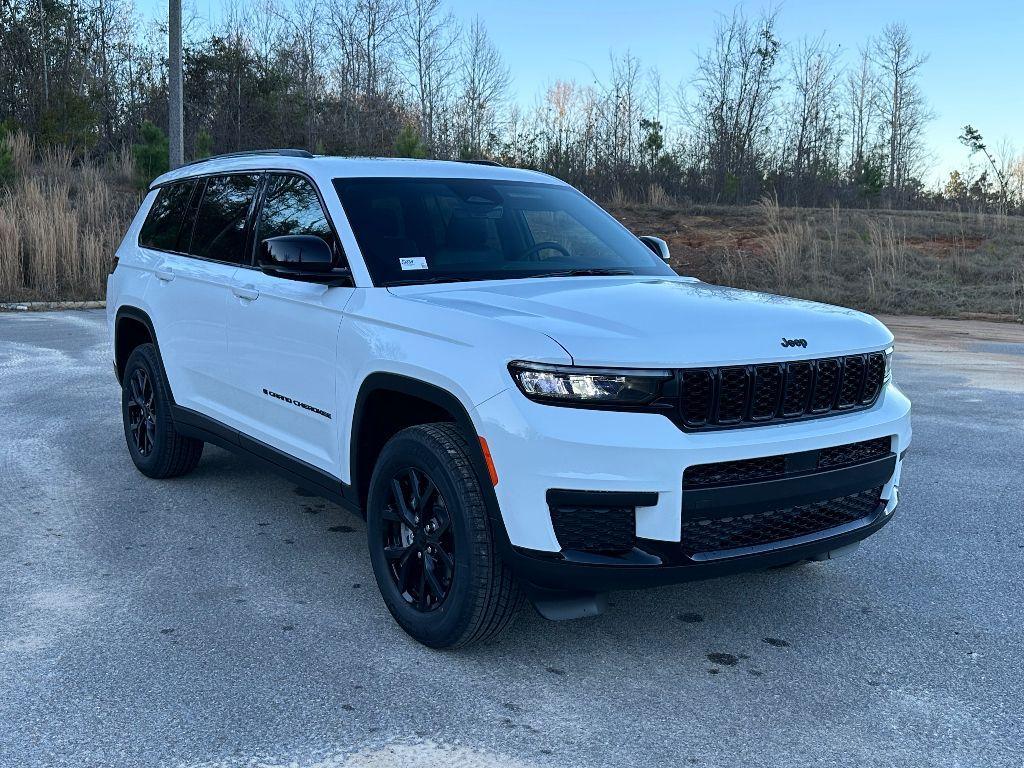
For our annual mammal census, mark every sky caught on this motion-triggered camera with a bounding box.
[140,0,1024,187]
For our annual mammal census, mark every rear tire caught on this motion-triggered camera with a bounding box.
[121,343,203,479]
[366,423,522,649]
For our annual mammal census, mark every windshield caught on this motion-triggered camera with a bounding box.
[332,177,675,286]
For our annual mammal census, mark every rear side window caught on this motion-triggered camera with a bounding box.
[188,174,261,264]
[139,181,196,252]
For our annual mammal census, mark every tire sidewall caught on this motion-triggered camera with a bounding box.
[366,430,482,647]
[121,345,170,475]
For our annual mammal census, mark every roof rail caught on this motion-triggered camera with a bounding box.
[183,148,315,167]
[455,159,503,167]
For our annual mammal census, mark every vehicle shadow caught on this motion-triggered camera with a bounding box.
[193,440,896,677]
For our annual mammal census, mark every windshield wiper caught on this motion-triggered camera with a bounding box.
[525,268,635,278]
[387,268,635,286]
[387,275,485,286]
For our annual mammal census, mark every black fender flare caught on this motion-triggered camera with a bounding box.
[113,306,170,396]
[349,372,514,552]
[350,372,479,494]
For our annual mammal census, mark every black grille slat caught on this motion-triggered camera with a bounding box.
[780,361,813,417]
[678,352,888,431]
[862,352,886,404]
[681,487,883,555]
[751,365,784,420]
[681,370,714,427]
[838,355,866,408]
[715,367,750,424]
[811,358,841,412]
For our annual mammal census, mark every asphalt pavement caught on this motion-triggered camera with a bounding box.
[1,309,1021,768]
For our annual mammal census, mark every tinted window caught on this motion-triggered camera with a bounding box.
[139,181,196,252]
[256,174,335,247]
[188,174,260,264]
[333,177,673,286]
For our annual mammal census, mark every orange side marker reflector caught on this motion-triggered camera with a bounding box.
[478,436,499,486]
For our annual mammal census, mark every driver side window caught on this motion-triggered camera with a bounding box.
[256,174,338,258]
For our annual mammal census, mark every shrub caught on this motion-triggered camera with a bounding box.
[394,124,427,159]
[195,128,214,160]
[133,122,169,187]
[0,138,13,187]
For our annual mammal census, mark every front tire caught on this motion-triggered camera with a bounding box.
[366,423,522,649]
[121,343,203,479]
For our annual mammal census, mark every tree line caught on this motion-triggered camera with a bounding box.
[1,0,1022,212]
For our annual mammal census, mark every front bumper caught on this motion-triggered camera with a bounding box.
[506,500,897,593]
[473,381,911,591]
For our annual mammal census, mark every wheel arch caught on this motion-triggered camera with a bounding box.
[114,306,165,390]
[350,373,490,513]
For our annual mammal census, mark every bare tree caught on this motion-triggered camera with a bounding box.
[399,0,458,154]
[1009,149,1024,211]
[328,0,401,99]
[456,15,509,157]
[37,0,49,110]
[275,0,326,149]
[327,0,404,149]
[681,6,783,202]
[784,34,842,201]
[844,44,877,174]
[597,51,644,173]
[872,23,932,201]
[6,0,1017,214]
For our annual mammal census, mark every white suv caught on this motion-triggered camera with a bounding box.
[107,151,911,648]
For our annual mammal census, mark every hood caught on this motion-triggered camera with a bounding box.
[390,277,893,368]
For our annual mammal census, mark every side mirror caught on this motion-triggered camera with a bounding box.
[258,235,351,285]
[640,235,671,263]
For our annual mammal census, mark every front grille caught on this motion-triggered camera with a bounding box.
[550,505,635,555]
[679,353,886,431]
[683,436,893,489]
[680,487,884,556]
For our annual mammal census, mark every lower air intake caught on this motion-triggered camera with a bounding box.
[550,504,636,555]
[681,486,884,556]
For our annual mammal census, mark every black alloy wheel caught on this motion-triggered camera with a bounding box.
[120,343,203,479]
[126,367,157,457]
[382,467,455,612]
[366,423,522,648]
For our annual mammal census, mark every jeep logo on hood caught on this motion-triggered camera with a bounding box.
[781,337,808,348]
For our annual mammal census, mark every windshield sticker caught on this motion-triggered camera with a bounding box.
[400,256,428,271]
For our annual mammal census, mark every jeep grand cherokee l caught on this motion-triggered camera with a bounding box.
[107,150,911,648]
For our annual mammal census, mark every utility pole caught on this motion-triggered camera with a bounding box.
[168,0,184,169]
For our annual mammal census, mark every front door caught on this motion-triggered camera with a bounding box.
[225,173,355,475]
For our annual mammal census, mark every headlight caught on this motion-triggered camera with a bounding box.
[508,361,671,405]
[884,346,894,382]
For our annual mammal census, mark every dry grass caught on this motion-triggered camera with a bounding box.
[5,130,34,176]
[2,132,1022,320]
[611,197,1024,322]
[0,133,140,302]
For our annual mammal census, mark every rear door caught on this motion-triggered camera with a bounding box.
[225,172,355,474]
[146,172,260,421]
[136,179,199,397]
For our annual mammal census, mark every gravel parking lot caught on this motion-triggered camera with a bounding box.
[1,309,1021,768]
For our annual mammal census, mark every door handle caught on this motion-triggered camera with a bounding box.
[232,284,260,302]
[155,267,175,282]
